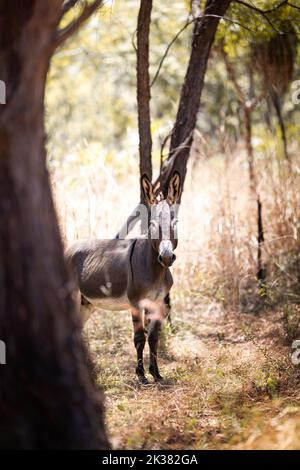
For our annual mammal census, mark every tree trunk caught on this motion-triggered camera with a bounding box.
[244,107,266,285]
[160,0,231,198]
[270,89,289,161]
[137,0,153,193]
[0,1,108,449]
[115,0,153,239]
[257,195,265,284]
[223,45,266,288]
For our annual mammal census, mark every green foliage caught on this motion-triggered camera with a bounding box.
[46,0,190,171]
[46,0,300,177]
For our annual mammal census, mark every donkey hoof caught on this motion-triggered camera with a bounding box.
[149,366,163,382]
[154,374,164,383]
[138,375,149,385]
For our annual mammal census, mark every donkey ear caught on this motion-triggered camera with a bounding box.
[141,174,154,206]
[167,171,181,204]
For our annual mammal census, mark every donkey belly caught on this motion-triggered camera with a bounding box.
[84,295,130,311]
[146,285,168,302]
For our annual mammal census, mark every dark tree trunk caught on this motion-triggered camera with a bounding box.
[0,0,108,449]
[137,0,153,194]
[257,196,265,284]
[159,0,231,198]
[270,89,289,161]
[222,47,266,286]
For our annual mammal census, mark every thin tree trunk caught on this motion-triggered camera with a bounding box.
[244,108,266,284]
[0,0,108,449]
[244,107,257,196]
[223,47,266,287]
[137,0,153,191]
[115,0,153,239]
[257,195,265,284]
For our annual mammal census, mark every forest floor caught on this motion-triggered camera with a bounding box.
[85,292,300,450]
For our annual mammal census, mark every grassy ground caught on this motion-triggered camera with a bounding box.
[85,290,300,450]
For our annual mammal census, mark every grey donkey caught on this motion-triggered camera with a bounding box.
[66,172,182,384]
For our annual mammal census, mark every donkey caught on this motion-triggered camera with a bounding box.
[66,172,181,384]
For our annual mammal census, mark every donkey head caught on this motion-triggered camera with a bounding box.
[141,172,182,268]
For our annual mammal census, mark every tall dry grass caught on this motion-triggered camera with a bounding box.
[52,141,300,315]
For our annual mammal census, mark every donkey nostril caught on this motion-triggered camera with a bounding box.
[158,253,176,266]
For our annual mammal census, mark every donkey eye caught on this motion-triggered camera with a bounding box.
[171,219,178,229]
[150,220,159,229]
[150,220,160,235]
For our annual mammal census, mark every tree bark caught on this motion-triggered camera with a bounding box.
[137,0,153,194]
[159,0,231,198]
[0,0,108,449]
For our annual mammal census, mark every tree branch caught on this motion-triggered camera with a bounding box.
[234,0,287,14]
[233,0,287,33]
[221,44,245,104]
[151,17,193,88]
[53,0,103,49]
[61,0,80,16]
[151,13,255,88]
[222,44,265,110]
[287,1,300,10]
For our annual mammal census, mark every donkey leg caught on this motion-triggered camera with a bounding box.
[148,319,163,382]
[164,293,172,325]
[131,309,148,384]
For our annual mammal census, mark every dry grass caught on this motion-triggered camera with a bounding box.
[52,144,300,449]
[85,299,300,450]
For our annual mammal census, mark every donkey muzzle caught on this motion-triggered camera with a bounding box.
[158,241,176,268]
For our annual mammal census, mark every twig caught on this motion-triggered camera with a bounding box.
[158,133,193,184]
[234,0,287,33]
[131,28,137,53]
[287,1,300,9]
[151,17,194,88]
[234,0,287,14]
[160,130,174,173]
[151,13,256,88]
[54,0,103,49]
[61,0,79,17]
[221,45,245,104]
